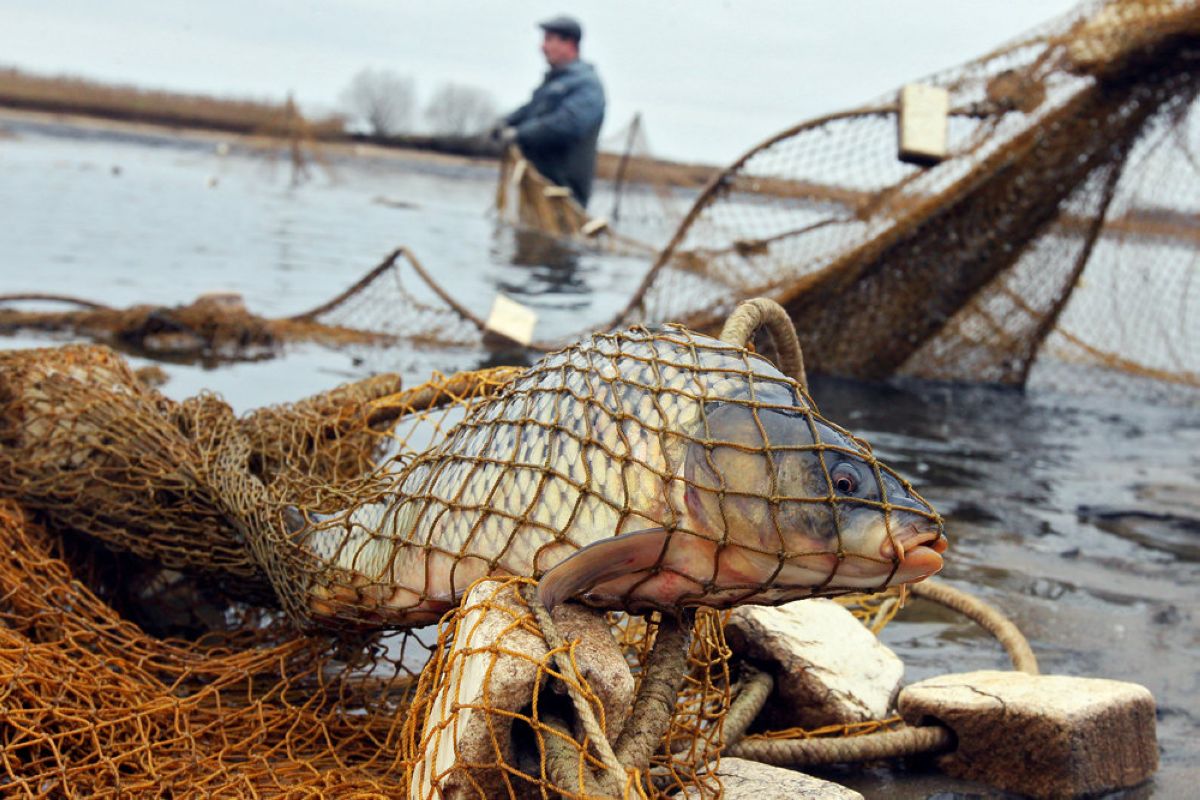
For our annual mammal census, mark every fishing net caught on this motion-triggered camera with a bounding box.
[0,502,728,797]
[607,0,1200,398]
[495,145,662,256]
[0,290,385,363]
[0,308,942,796]
[494,114,694,248]
[495,145,595,240]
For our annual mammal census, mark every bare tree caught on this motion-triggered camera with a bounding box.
[424,82,497,136]
[340,68,415,136]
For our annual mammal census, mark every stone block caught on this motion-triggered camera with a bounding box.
[898,670,1157,799]
[725,598,904,730]
[410,579,634,800]
[679,758,863,799]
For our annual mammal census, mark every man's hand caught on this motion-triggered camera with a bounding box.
[489,120,518,144]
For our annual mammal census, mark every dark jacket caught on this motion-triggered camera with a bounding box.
[505,60,605,208]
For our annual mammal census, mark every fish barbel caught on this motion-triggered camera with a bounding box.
[294,325,945,625]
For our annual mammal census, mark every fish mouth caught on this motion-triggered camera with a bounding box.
[883,521,948,584]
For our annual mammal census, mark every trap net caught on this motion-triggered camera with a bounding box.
[609,0,1200,398]
[0,307,943,796]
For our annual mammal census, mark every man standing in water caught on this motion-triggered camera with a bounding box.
[495,15,606,208]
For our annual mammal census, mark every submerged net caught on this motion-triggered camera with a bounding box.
[0,312,941,796]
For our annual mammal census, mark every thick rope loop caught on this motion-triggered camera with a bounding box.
[718,297,808,390]
[721,579,1037,767]
[911,579,1039,675]
[720,664,775,748]
[726,724,955,766]
[519,585,696,798]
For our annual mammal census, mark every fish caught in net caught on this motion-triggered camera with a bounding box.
[283,324,944,629]
[0,307,944,797]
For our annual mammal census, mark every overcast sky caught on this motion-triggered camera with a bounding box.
[3,0,1084,163]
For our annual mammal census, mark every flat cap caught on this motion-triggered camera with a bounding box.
[538,15,582,42]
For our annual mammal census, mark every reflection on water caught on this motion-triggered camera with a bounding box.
[499,228,589,298]
[1,115,1197,798]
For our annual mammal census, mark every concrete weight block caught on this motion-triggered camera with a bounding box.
[898,670,1157,799]
[726,598,904,730]
[680,758,863,799]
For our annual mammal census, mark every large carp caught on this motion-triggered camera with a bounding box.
[293,326,945,625]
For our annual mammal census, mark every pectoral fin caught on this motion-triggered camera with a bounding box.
[283,506,311,537]
[537,528,671,610]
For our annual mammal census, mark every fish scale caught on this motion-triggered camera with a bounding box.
[312,327,782,579]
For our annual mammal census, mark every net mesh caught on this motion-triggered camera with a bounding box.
[0,316,941,796]
[597,113,694,237]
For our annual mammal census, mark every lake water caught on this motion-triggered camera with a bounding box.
[1,112,1197,798]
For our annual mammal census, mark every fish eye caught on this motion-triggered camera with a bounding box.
[831,462,861,495]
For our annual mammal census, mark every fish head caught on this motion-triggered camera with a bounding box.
[683,399,945,600]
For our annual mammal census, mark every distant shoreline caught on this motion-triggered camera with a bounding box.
[0,105,504,175]
[0,68,721,188]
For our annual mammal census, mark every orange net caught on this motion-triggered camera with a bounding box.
[0,501,422,796]
[0,500,732,797]
[742,716,907,743]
